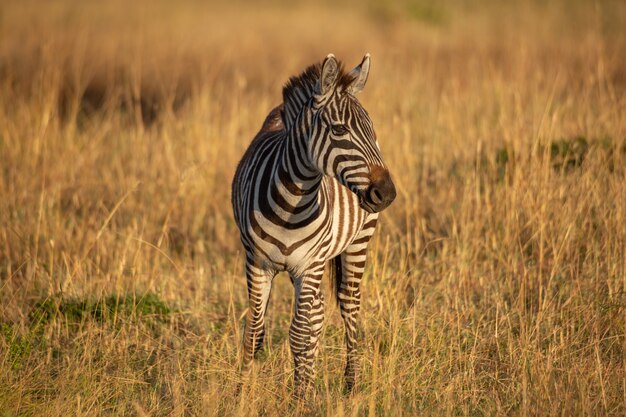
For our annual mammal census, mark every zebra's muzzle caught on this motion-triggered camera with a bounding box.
[359,167,396,213]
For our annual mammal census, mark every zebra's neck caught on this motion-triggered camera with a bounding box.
[268,112,324,221]
[272,123,324,213]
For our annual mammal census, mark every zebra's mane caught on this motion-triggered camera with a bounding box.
[281,60,357,130]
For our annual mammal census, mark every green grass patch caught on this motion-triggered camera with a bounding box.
[29,292,173,326]
[1,323,35,370]
[494,136,626,176]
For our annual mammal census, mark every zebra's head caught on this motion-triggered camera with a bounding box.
[303,53,396,213]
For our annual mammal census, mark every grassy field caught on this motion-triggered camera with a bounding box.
[1,0,625,415]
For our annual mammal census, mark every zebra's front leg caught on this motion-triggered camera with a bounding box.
[336,250,367,393]
[289,266,325,398]
[241,260,273,372]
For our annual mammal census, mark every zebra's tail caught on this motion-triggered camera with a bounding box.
[329,255,342,304]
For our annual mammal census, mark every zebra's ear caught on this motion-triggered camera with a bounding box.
[319,54,339,95]
[346,53,371,95]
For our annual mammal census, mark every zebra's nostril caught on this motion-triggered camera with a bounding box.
[371,188,383,204]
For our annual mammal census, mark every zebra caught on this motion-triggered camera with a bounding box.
[231,53,396,396]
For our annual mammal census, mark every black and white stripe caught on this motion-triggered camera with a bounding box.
[231,53,396,396]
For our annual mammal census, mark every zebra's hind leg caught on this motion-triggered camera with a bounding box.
[336,246,369,392]
[289,264,326,398]
[241,259,274,372]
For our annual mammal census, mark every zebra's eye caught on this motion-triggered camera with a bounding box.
[331,124,349,136]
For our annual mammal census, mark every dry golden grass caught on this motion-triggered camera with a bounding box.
[1,0,625,415]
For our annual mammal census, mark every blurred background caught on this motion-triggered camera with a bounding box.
[3,0,624,127]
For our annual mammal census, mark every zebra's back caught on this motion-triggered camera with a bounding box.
[232,105,285,226]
